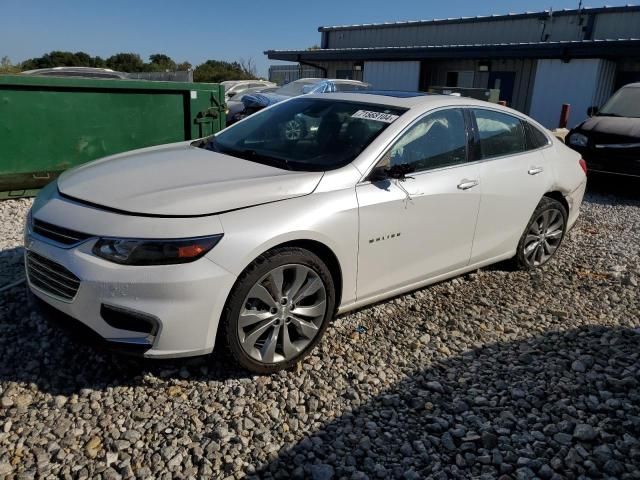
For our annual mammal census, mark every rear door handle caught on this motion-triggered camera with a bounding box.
[457,179,479,190]
[528,166,544,175]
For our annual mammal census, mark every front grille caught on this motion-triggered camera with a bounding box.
[32,219,93,246]
[26,251,81,301]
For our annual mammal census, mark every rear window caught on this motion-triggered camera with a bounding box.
[523,121,551,150]
[473,109,526,159]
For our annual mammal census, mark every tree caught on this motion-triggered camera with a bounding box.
[149,53,177,71]
[239,57,257,78]
[176,61,192,71]
[20,51,107,70]
[0,55,19,73]
[193,59,257,83]
[105,53,145,72]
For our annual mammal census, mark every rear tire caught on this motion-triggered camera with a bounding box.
[514,196,568,270]
[219,247,335,374]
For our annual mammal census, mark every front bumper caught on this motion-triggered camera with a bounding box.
[25,229,237,359]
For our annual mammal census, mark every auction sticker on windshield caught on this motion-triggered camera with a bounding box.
[352,110,399,123]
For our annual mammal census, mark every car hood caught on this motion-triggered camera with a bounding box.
[57,142,323,217]
[577,116,640,139]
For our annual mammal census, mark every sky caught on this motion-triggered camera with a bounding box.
[1,0,636,78]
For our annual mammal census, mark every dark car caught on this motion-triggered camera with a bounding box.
[226,86,278,126]
[567,83,640,178]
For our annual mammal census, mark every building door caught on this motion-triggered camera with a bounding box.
[488,71,516,106]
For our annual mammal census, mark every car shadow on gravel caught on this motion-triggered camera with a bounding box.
[586,174,640,203]
[255,325,640,479]
[0,285,252,395]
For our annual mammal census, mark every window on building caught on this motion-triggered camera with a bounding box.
[445,72,458,87]
[473,109,526,159]
[445,71,475,88]
[336,69,354,80]
[386,108,467,172]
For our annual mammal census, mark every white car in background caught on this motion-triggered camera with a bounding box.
[25,92,586,373]
[221,80,276,101]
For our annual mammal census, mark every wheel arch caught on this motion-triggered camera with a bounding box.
[272,239,343,313]
[234,238,344,314]
[543,191,570,214]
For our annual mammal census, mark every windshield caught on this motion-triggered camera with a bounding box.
[204,98,406,171]
[598,86,640,118]
[275,80,322,97]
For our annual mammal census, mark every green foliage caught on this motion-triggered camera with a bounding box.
[15,51,256,82]
[105,53,146,72]
[0,56,20,73]
[149,54,177,71]
[193,59,256,83]
[21,51,105,70]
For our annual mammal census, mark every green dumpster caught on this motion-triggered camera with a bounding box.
[0,75,226,199]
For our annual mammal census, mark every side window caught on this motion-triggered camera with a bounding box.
[523,121,551,150]
[473,109,526,159]
[388,108,467,172]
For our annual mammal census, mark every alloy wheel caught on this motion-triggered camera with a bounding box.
[237,264,327,364]
[523,208,565,267]
[283,119,303,141]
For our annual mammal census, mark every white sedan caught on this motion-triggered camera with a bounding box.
[25,92,587,373]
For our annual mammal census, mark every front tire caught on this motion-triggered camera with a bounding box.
[514,196,568,270]
[219,247,335,374]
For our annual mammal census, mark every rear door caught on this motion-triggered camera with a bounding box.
[356,107,481,300]
[469,108,553,263]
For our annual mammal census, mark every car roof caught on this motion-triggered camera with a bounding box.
[22,66,123,74]
[304,91,497,109]
[293,77,367,85]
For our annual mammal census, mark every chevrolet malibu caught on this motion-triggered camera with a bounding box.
[25,92,587,373]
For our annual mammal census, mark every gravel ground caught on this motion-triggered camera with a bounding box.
[0,189,639,479]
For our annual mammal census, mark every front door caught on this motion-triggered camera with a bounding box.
[356,108,482,300]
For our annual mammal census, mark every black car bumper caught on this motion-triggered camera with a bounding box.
[570,145,640,177]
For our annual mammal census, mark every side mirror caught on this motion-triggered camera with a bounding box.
[369,167,389,182]
[369,163,416,182]
[587,106,599,117]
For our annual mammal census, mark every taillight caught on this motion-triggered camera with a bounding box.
[579,158,587,175]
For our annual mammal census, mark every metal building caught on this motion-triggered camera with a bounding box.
[266,5,640,127]
[268,64,325,85]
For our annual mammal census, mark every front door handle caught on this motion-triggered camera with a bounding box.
[457,179,479,190]
[528,166,544,175]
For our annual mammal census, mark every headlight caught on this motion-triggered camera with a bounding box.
[93,235,223,266]
[569,133,588,147]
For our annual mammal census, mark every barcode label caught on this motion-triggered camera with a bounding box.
[351,110,399,123]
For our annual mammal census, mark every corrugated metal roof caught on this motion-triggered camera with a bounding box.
[266,38,640,62]
[267,38,640,55]
[317,5,640,32]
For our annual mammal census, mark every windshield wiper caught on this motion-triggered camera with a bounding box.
[238,149,293,170]
[206,137,293,170]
